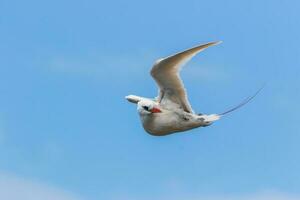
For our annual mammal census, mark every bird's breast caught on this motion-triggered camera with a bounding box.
[139,111,200,136]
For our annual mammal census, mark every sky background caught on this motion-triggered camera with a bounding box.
[0,0,300,199]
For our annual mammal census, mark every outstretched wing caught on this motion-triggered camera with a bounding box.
[150,41,221,113]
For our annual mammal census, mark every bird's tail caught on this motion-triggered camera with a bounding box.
[218,84,265,116]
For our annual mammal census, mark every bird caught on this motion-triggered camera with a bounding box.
[125,41,262,136]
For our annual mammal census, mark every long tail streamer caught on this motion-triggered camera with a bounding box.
[219,84,265,116]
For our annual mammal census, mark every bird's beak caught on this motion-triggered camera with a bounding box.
[150,107,162,113]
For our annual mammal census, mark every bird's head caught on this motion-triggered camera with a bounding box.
[137,100,162,115]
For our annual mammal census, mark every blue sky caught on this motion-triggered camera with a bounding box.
[0,0,300,199]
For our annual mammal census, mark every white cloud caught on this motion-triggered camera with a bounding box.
[1,172,298,200]
[45,52,155,83]
[111,190,300,200]
[181,62,231,83]
[180,191,300,200]
[0,172,83,200]
[204,192,300,200]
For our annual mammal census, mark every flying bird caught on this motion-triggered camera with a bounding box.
[126,42,262,136]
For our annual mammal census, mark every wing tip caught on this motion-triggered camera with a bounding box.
[209,41,223,46]
[193,40,222,52]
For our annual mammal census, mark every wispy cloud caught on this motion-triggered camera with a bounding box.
[178,192,300,200]
[0,172,83,200]
[181,62,231,83]
[112,191,300,200]
[45,52,157,85]
[44,50,231,86]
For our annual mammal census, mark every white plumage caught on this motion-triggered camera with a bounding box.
[126,41,261,136]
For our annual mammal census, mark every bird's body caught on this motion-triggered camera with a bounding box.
[137,102,219,136]
[126,41,260,136]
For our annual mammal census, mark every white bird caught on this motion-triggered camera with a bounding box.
[126,41,262,136]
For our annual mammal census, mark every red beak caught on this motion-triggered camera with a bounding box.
[150,107,162,113]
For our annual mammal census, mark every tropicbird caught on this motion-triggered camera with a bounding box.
[126,42,261,136]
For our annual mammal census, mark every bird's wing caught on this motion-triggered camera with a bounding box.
[150,41,221,113]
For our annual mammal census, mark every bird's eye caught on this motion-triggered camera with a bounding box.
[143,106,149,110]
